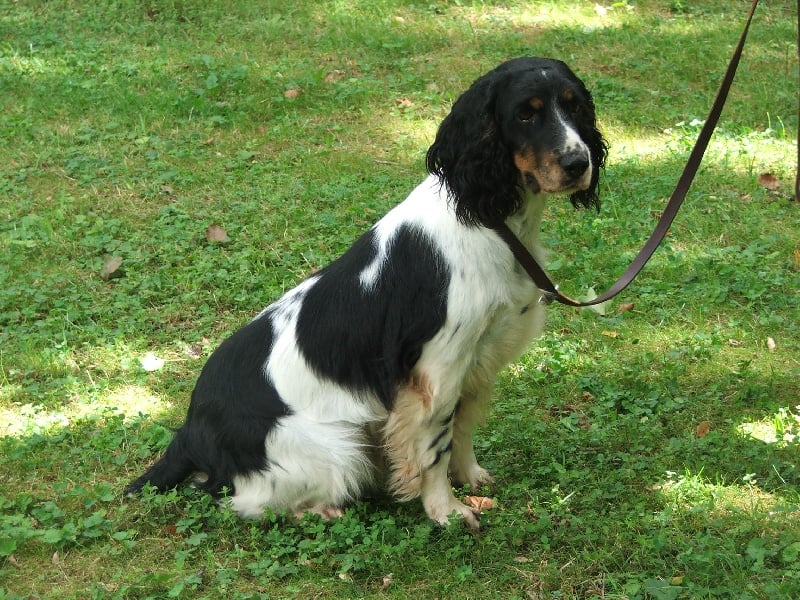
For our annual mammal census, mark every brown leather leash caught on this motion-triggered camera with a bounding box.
[495,0,764,308]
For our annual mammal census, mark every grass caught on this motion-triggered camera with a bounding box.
[0,0,798,597]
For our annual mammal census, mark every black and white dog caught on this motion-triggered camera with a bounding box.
[126,57,606,529]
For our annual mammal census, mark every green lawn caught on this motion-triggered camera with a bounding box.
[1,1,798,598]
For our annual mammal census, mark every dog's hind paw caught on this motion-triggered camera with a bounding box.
[294,505,345,520]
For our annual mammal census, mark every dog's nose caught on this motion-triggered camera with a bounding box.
[559,152,590,178]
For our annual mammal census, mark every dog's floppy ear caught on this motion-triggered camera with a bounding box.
[425,70,522,228]
[568,82,607,211]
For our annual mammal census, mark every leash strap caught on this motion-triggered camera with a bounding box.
[496,0,761,308]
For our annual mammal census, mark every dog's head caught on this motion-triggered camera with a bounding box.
[426,57,607,227]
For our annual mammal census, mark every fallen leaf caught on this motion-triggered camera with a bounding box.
[757,173,779,191]
[617,302,635,313]
[202,136,215,146]
[206,224,229,243]
[695,421,711,438]
[601,330,619,338]
[100,255,123,281]
[52,551,60,566]
[380,573,394,590]
[795,249,800,268]
[464,496,494,511]
[729,338,741,347]
[671,575,685,585]
[582,391,595,402]
[284,88,300,99]
[7,554,20,568]
[767,337,777,352]
[165,524,178,536]
[395,97,414,108]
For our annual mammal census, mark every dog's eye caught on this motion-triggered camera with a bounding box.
[564,99,582,116]
[517,107,537,122]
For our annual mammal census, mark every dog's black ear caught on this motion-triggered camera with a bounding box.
[425,71,521,228]
[568,85,607,211]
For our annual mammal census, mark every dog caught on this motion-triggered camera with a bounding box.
[125,57,606,529]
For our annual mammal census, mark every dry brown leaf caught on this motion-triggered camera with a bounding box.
[284,88,301,99]
[617,302,635,313]
[395,97,414,108]
[206,224,229,243]
[52,551,60,566]
[757,173,779,191]
[729,338,741,347]
[464,495,494,511]
[695,421,711,438]
[100,256,123,281]
[7,554,20,568]
[767,337,777,352]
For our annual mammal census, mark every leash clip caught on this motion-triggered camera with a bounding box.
[539,287,558,305]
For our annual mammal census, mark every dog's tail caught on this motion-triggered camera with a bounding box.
[124,429,196,496]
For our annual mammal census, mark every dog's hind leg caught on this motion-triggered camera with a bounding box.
[229,417,375,520]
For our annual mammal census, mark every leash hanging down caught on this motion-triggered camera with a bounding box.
[496,0,763,308]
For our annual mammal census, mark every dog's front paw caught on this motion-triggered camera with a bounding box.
[424,495,481,530]
[451,463,494,490]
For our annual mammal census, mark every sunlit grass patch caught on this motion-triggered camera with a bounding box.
[738,406,800,448]
[0,384,170,438]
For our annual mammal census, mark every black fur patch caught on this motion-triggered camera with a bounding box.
[125,314,289,496]
[296,224,451,409]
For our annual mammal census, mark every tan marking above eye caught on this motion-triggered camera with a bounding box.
[529,97,545,110]
[561,89,575,102]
